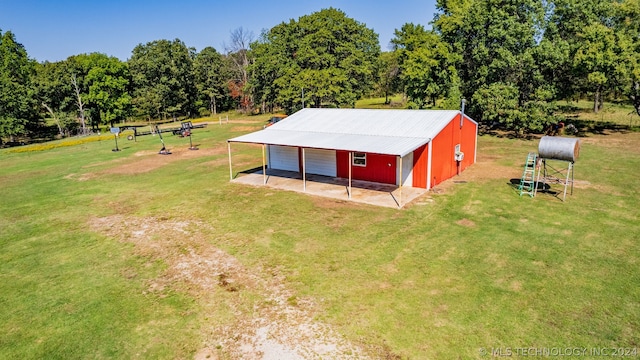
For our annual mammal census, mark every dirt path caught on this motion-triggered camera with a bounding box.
[89,215,369,359]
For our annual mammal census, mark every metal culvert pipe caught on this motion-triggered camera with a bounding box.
[538,136,581,162]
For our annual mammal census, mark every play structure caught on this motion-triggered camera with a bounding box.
[110,127,121,152]
[155,125,171,155]
[518,136,580,201]
[179,121,198,150]
[109,121,206,154]
[120,122,207,142]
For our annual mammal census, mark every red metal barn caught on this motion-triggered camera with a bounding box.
[228,108,477,190]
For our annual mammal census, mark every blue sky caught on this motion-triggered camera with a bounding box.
[0,0,438,62]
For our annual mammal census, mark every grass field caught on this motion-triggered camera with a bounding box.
[1,110,639,359]
[557,100,640,132]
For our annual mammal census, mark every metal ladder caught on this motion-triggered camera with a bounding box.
[519,152,538,197]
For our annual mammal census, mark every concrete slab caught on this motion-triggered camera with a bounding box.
[231,169,428,208]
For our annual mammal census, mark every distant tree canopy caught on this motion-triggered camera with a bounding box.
[249,8,380,113]
[0,29,37,142]
[67,53,132,128]
[422,0,640,133]
[193,46,229,116]
[129,39,197,121]
[2,2,640,142]
[33,53,132,135]
[391,23,458,109]
[432,0,556,133]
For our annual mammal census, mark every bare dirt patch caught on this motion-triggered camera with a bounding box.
[429,152,520,195]
[64,172,97,181]
[89,215,369,359]
[103,147,227,175]
[65,146,228,181]
[456,218,476,227]
[468,153,521,181]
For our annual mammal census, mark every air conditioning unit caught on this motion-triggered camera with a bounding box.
[455,151,464,162]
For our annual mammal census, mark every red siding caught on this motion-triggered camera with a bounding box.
[286,113,477,189]
[412,144,428,188]
[337,151,397,185]
[430,114,477,187]
[459,115,477,171]
[431,121,455,186]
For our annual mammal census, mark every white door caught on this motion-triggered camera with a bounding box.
[399,153,413,187]
[268,145,299,172]
[304,149,337,177]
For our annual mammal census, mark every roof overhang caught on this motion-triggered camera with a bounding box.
[229,129,431,157]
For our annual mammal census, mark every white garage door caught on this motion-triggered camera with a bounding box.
[268,145,299,172]
[304,148,336,177]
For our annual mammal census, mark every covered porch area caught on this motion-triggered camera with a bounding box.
[231,168,428,208]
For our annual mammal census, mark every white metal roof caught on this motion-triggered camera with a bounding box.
[229,108,466,157]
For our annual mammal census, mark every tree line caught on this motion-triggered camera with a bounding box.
[1,1,639,143]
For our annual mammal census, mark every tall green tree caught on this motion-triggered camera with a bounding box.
[129,39,197,120]
[433,0,556,133]
[85,56,132,126]
[193,47,229,116]
[391,23,458,108]
[543,0,618,105]
[374,51,401,105]
[249,8,380,112]
[614,0,640,116]
[65,53,132,130]
[573,23,623,113]
[249,30,285,113]
[0,30,37,142]
[434,0,546,97]
[250,22,302,113]
[33,61,75,136]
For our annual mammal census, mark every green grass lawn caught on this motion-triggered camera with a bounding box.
[356,94,406,109]
[1,114,639,358]
[557,99,640,131]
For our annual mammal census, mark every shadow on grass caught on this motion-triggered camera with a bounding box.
[479,118,639,140]
[508,178,571,202]
[567,119,638,136]
[509,178,551,191]
[235,166,268,179]
[479,126,541,140]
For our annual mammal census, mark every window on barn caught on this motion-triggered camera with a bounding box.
[352,152,366,167]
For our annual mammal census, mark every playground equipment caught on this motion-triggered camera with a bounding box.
[155,125,171,155]
[518,136,580,201]
[179,121,198,150]
[122,122,207,141]
[112,122,206,154]
[110,127,121,152]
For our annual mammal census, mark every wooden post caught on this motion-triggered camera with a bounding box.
[262,144,267,185]
[227,142,233,180]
